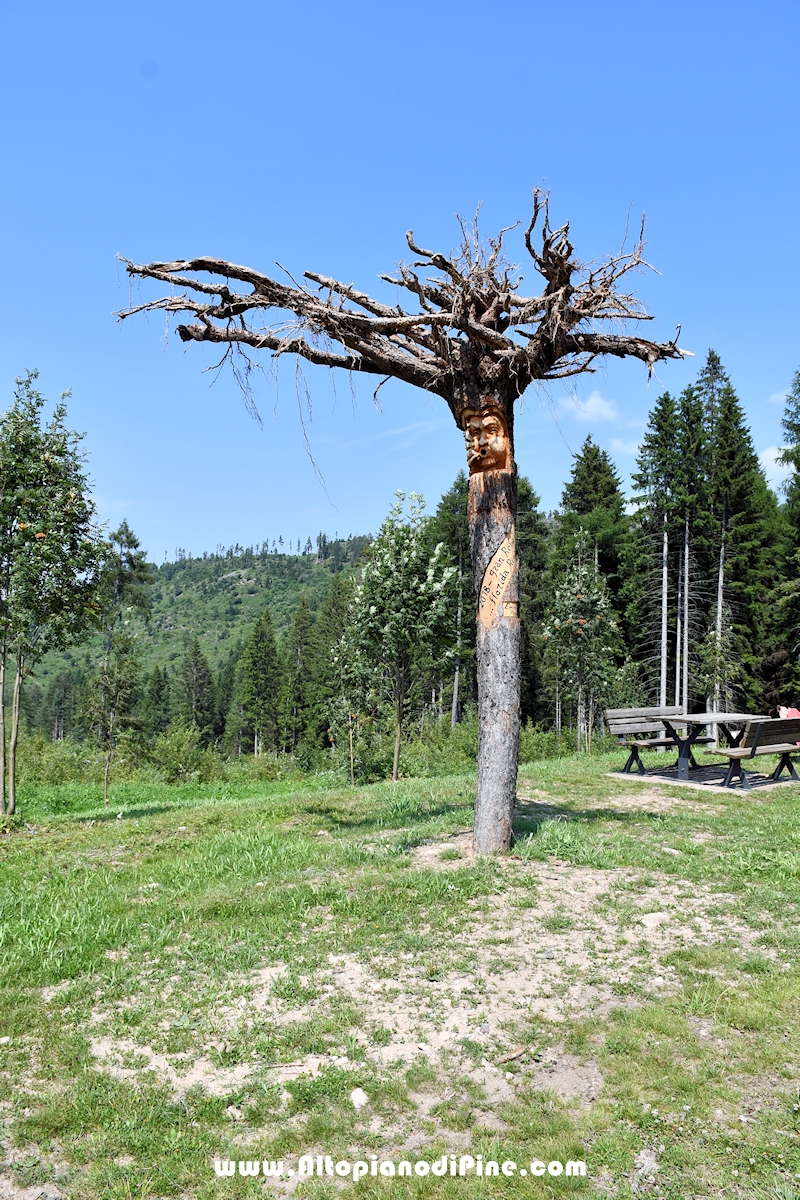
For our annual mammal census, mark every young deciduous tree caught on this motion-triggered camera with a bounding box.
[0,372,104,815]
[345,492,455,784]
[119,193,687,850]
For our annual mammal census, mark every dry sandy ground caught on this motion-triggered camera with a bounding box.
[87,834,759,1119]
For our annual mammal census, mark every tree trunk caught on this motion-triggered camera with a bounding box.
[682,518,690,714]
[451,555,462,730]
[674,546,683,708]
[469,466,520,852]
[392,690,402,783]
[0,653,6,817]
[7,656,23,817]
[103,710,116,807]
[714,508,725,716]
[660,516,668,708]
[555,650,561,736]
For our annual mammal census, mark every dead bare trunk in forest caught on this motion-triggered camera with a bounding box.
[0,655,5,816]
[682,518,690,714]
[660,517,668,708]
[674,547,683,708]
[714,507,725,717]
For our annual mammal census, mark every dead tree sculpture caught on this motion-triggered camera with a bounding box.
[118,191,688,853]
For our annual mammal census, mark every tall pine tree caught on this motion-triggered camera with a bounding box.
[238,607,281,754]
[304,573,353,752]
[698,353,778,710]
[173,637,216,745]
[280,596,314,753]
[628,391,683,703]
[556,436,628,601]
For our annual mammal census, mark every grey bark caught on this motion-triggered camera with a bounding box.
[660,517,668,708]
[469,467,520,853]
[0,655,5,816]
[674,546,683,708]
[682,518,690,714]
[714,508,726,713]
[451,552,463,730]
[7,656,22,817]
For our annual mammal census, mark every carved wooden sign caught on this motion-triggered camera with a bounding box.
[478,529,516,629]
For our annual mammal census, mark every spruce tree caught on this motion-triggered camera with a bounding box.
[304,573,352,752]
[174,637,216,745]
[517,476,551,723]
[214,642,241,742]
[779,368,800,549]
[557,435,628,592]
[280,597,314,753]
[704,367,779,708]
[771,368,800,700]
[239,608,281,754]
[628,391,683,702]
[140,665,171,738]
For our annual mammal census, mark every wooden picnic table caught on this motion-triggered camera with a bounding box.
[660,712,770,781]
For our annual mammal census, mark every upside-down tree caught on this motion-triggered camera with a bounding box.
[119,191,688,851]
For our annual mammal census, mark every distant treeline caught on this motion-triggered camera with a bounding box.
[20,350,800,781]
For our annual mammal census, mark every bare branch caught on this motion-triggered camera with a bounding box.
[118,197,688,420]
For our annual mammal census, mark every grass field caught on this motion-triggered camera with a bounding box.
[2,753,800,1198]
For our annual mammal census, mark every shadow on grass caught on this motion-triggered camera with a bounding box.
[74,805,178,823]
[511,796,683,839]
[318,798,471,834]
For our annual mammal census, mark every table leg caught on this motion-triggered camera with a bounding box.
[664,722,692,781]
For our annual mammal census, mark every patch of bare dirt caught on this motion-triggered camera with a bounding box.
[518,787,725,816]
[0,1179,63,1200]
[88,1037,254,1097]
[533,1050,603,1104]
[85,856,761,1113]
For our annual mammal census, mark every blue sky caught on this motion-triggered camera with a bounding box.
[1,0,798,561]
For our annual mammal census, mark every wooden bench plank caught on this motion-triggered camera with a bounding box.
[604,705,684,720]
[608,720,680,736]
[702,717,800,789]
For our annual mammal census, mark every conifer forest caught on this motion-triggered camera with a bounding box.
[8,351,800,793]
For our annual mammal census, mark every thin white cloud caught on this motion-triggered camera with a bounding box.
[610,437,640,457]
[561,390,620,423]
[759,446,791,490]
[768,390,788,405]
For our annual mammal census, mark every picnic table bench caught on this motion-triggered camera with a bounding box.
[704,716,800,789]
[603,705,712,775]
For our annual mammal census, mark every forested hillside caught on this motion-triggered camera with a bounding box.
[15,351,800,783]
[23,535,369,739]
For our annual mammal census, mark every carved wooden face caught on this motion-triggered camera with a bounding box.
[463,409,509,472]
